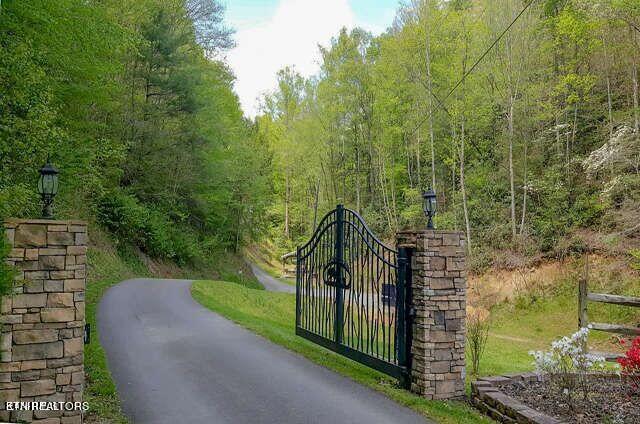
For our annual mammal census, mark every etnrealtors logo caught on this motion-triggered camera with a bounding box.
[5,401,88,412]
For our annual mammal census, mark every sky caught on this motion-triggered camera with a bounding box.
[222,0,399,117]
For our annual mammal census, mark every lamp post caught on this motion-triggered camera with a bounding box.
[38,158,59,219]
[422,188,436,230]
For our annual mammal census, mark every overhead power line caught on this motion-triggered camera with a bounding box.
[443,0,536,103]
[411,0,538,135]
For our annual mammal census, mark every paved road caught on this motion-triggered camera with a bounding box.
[99,279,428,424]
[248,262,296,293]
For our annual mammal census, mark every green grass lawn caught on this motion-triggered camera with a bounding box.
[85,245,146,423]
[191,280,492,424]
[191,277,639,423]
[482,276,640,377]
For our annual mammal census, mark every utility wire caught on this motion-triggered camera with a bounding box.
[411,0,538,136]
[442,4,514,102]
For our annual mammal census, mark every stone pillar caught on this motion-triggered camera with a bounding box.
[1,219,87,423]
[397,230,466,400]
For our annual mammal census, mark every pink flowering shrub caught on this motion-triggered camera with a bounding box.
[618,336,640,394]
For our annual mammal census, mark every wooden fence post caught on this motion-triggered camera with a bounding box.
[578,277,588,328]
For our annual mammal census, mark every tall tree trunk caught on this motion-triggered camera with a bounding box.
[284,172,290,239]
[416,133,422,187]
[460,117,472,254]
[424,0,437,190]
[519,136,528,236]
[555,115,562,159]
[602,34,614,139]
[634,60,639,133]
[459,20,471,254]
[607,75,613,139]
[571,103,578,155]
[508,95,517,240]
[633,26,640,133]
[378,155,394,231]
[313,177,320,230]
[451,125,458,232]
[405,135,414,188]
[356,146,361,212]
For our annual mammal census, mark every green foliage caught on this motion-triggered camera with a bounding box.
[97,191,198,265]
[631,250,640,270]
[0,227,15,296]
[85,243,149,423]
[257,0,638,262]
[0,0,268,263]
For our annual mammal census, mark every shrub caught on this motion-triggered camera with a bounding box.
[97,190,200,265]
[467,306,490,377]
[0,227,16,296]
[530,328,605,404]
[166,227,200,266]
[0,184,39,218]
[630,250,640,271]
[618,336,640,394]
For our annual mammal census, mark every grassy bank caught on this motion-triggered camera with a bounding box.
[191,269,639,423]
[85,243,146,423]
[191,280,491,424]
[481,265,640,377]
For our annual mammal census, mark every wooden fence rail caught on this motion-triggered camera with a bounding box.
[578,278,640,361]
[281,250,296,278]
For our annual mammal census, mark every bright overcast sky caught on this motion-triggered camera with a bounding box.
[222,0,399,118]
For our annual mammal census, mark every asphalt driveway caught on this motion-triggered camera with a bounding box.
[248,262,295,293]
[98,278,429,424]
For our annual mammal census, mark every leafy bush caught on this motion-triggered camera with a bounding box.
[166,227,200,266]
[570,193,605,227]
[630,250,640,271]
[467,307,490,377]
[97,190,200,265]
[0,227,16,296]
[618,336,640,395]
[0,184,39,218]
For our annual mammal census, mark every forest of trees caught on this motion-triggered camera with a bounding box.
[1,0,640,281]
[259,0,640,270]
[0,0,270,277]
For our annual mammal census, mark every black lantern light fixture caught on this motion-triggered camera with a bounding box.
[38,157,59,219]
[422,188,437,229]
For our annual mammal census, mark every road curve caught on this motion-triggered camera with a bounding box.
[248,262,295,293]
[98,279,429,424]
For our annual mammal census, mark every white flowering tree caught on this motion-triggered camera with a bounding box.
[583,125,640,237]
[530,328,606,403]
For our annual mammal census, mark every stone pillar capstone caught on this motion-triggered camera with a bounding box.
[396,229,466,400]
[1,219,87,423]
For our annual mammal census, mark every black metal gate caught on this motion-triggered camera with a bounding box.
[295,205,411,384]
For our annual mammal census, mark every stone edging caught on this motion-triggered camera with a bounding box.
[5,218,87,226]
[471,373,564,424]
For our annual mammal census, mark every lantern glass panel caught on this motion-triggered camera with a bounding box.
[38,174,58,196]
[423,190,436,215]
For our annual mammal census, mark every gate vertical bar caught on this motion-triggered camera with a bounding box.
[396,247,408,367]
[295,246,301,330]
[334,204,345,345]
